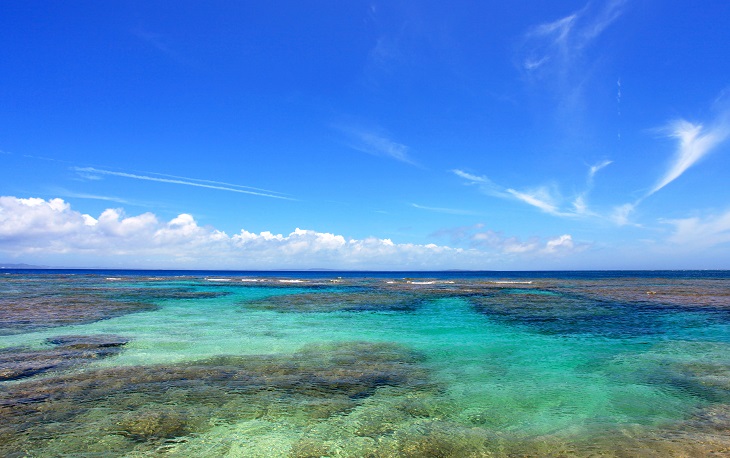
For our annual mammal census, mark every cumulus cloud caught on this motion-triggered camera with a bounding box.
[0,197,589,269]
[0,196,477,269]
[542,234,574,254]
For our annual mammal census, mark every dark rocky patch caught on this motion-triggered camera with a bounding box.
[0,295,158,335]
[245,291,422,313]
[467,289,669,339]
[114,287,230,301]
[559,278,730,310]
[0,334,129,381]
[0,275,229,335]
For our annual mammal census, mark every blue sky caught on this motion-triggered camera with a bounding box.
[1,1,730,270]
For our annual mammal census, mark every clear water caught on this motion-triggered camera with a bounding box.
[1,270,730,456]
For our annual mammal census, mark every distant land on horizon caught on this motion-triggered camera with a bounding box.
[0,263,52,269]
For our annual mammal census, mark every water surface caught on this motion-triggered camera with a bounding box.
[1,270,729,456]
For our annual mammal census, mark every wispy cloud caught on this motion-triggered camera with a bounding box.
[518,0,627,126]
[520,0,626,75]
[610,105,730,226]
[610,202,636,226]
[132,29,195,66]
[588,159,612,182]
[454,94,728,228]
[453,158,617,219]
[52,189,132,205]
[571,159,612,215]
[451,169,508,198]
[451,169,486,183]
[73,167,294,200]
[648,119,730,196]
[452,169,577,217]
[339,126,418,166]
[411,203,479,216]
[664,209,730,248]
[432,223,583,256]
[506,187,563,215]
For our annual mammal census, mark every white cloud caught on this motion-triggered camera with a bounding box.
[73,167,293,200]
[451,169,487,183]
[0,196,591,269]
[506,187,562,215]
[664,210,730,248]
[434,224,583,257]
[341,127,417,166]
[0,197,75,239]
[541,234,574,254]
[588,159,612,181]
[451,169,507,198]
[649,119,730,196]
[521,0,626,74]
[411,203,478,216]
[0,196,471,269]
[52,189,132,205]
[572,195,588,214]
[571,159,612,216]
[452,168,596,218]
[610,202,636,226]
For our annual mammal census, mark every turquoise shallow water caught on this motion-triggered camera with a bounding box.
[1,271,730,456]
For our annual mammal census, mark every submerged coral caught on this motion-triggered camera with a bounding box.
[0,334,129,381]
[0,341,434,456]
[0,275,229,335]
[245,290,422,313]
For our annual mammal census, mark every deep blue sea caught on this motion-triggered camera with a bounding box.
[1,270,729,456]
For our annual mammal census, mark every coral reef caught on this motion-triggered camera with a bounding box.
[0,334,129,381]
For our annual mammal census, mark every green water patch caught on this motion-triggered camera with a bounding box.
[604,340,730,406]
[0,334,129,381]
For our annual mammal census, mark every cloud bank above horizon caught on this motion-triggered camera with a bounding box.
[0,196,580,270]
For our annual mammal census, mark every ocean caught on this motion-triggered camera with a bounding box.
[1,270,729,456]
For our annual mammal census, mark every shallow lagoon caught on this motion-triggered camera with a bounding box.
[1,271,730,456]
